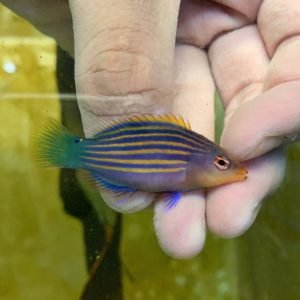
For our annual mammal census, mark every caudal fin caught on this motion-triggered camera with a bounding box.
[35,119,82,168]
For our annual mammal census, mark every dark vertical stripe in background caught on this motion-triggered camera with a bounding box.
[56,46,123,300]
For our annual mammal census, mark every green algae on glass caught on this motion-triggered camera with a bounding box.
[236,143,300,300]
[0,5,86,300]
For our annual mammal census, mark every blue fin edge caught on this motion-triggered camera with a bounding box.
[164,192,182,211]
[89,172,136,193]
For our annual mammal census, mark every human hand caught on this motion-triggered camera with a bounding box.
[4,0,298,258]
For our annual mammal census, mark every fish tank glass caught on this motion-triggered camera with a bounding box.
[1,3,300,300]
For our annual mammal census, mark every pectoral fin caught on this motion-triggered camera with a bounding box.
[163,192,182,211]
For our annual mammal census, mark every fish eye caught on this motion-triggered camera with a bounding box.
[74,138,83,144]
[214,155,230,170]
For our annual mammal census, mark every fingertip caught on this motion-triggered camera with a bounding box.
[153,191,206,259]
[207,190,261,238]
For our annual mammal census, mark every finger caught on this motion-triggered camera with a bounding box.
[211,15,300,159]
[221,81,300,160]
[219,0,300,159]
[153,44,215,258]
[173,45,215,138]
[208,25,269,159]
[206,25,287,238]
[177,0,255,48]
[206,148,286,237]
[212,0,262,20]
[69,0,181,134]
[208,25,270,159]
[257,0,300,57]
[208,25,269,109]
[154,191,206,259]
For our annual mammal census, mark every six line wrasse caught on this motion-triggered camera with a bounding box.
[36,114,247,211]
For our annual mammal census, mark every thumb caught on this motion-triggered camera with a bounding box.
[69,0,181,135]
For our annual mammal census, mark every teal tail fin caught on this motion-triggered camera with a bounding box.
[35,120,83,169]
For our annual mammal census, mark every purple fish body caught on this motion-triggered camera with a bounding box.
[37,115,247,210]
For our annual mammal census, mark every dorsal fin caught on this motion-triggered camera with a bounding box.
[128,114,191,130]
[90,114,191,138]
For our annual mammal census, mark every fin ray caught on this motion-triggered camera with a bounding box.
[88,172,136,193]
[129,114,191,130]
[164,191,182,211]
[91,114,191,138]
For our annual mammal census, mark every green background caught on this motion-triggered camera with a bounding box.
[1,4,300,300]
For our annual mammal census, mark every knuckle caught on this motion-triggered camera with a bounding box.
[258,0,300,55]
[76,26,167,96]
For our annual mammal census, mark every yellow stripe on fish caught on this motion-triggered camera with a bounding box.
[80,156,187,165]
[84,163,186,173]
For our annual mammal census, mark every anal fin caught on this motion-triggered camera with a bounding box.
[88,172,153,213]
[89,172,136,194]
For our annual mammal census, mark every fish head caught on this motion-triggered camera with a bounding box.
[187,147,248,188]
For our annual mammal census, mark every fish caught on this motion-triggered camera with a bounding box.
[36,114,247,211]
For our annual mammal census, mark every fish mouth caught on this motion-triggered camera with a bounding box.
[235,168,248,181]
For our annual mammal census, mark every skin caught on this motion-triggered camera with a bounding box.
[3,0,299,258]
